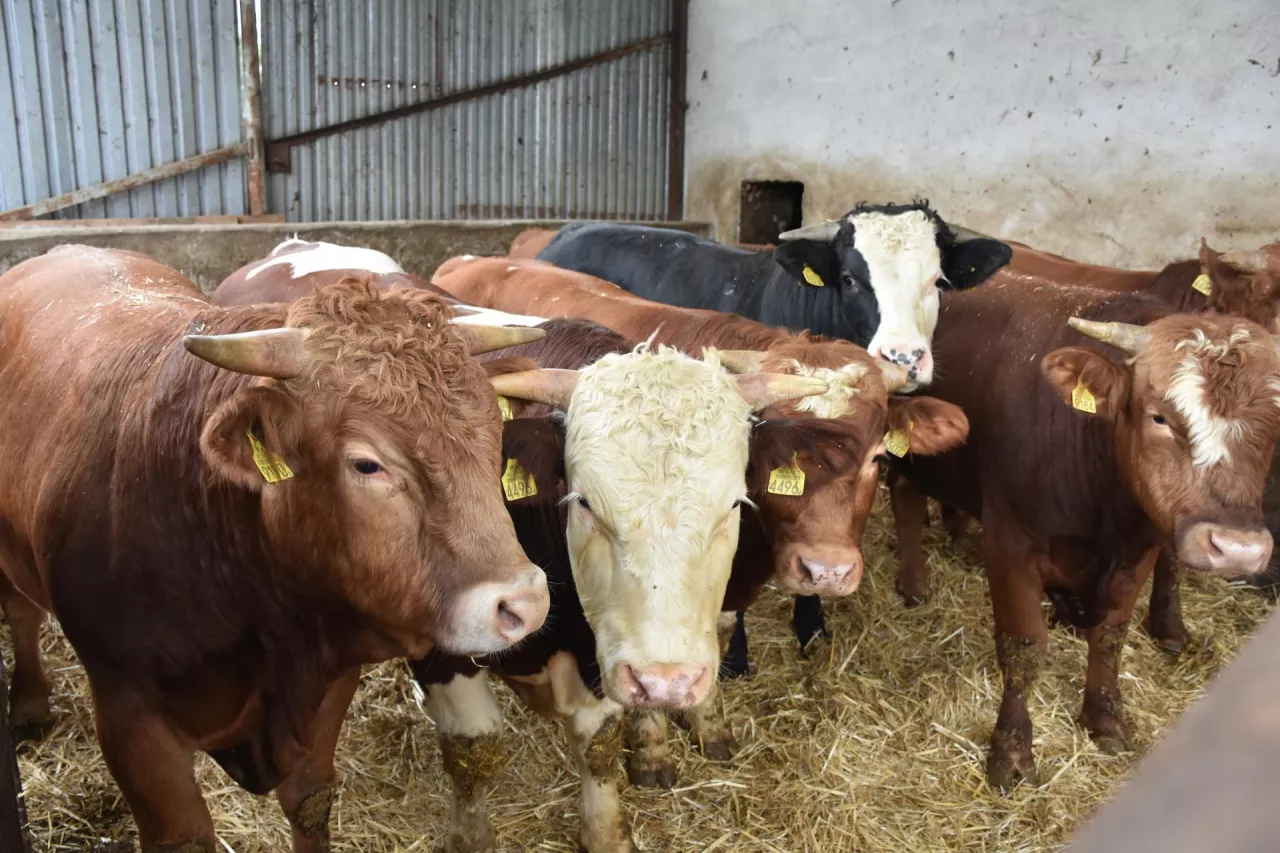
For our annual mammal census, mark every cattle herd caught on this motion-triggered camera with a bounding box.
[1,202,1278,852]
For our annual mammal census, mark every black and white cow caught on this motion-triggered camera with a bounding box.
[537,201,1012,390]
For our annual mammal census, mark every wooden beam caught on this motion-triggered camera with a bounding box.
[666,0,689,220]
[238,0,267,216]
[0,144,249,221]
[1066,609,1280,853]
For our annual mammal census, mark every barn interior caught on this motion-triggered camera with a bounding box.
[1,2,1278,852]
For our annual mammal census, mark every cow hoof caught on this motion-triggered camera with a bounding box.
[986,751,1038,792]
[718,656,751,680]
[627,758,676,789]
[697,735,736,762]
[1145,619,1190,657]
[1092,733,1129,755]
[899,589,929,608]
[10,707,54,743]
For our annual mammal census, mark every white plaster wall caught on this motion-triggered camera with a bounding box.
[684,0,1280,267]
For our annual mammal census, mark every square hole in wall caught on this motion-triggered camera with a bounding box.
[739,180,804,246]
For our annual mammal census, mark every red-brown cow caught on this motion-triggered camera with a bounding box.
[911,238,1280,654]
[887,279,1280,789]
[0,246,549,852]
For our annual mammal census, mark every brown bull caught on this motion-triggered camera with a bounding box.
[888,279,1280,789]
[926,238,1280,654]
[0,246,549,852]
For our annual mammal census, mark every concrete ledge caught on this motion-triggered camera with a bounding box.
[0,219,714,294]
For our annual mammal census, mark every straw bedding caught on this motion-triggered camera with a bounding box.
[9,487,1273,852]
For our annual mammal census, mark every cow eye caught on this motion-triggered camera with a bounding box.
[352,459,383,475]
[841,272,858,289]
[577,495,592,512]
[1150,414,1168,427]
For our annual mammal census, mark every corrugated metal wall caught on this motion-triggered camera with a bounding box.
[260,0,673,222]
[0,0,247,219]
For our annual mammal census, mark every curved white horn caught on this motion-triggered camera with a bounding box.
[778,220,841,243]
[1068,317,1152,356]
[735,373,829,411]
[950,224,997,243]
[490,369,579,410]
[183,328,311,379]
[877,361,912,393]
[452,322,546,355]
[714,349,766,374]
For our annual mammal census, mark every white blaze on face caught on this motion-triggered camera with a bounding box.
[562,346,751,708]
[246,240,404,280]
[850,210,943,387]
[1166,328,1251,467]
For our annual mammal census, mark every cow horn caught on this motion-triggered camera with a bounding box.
[183,328,311,379]
[714,349,766,374]
[452,322,546,354]
[490,368,579,409]
[950,224,996,243]
[735,373,830,411]
[1221,250,1269,274]
[1068,317,1152,355]
[778,219,841,243]
[877,361,913,393]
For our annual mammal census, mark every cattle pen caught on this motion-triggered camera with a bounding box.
[2,489,1271,852]
[3,0,1279,851]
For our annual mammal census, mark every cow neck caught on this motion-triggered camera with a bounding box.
[110,304,363,720]
[1144,258,1206,313]
[760,262,880,346]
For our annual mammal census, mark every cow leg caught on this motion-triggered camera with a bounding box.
[566,701,633,853]
[719,611,750,680]
[1081,549,1156,754]
[890,474,931,605]
[1145,550,1190,656]
[0,577,52,739]
[426,672,505,853]
[91,685,217,852]
[940,504,970,543]
[792,595,826,650]
[677,681,735,762]
[624,709,675,788]
[275,667,360,853]
[984,526,1048,791]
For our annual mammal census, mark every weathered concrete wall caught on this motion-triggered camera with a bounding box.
[0,220,713,294]
[684,0,1280,268]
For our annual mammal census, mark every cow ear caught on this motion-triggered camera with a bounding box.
[201,385,305,490]
[1041,346,1129,418]
[773,240,842,288]
[940,239,1012,290]
[501,417,566,500]
[885,396,969,456]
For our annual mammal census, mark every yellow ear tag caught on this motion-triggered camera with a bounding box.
[1192,273,1212,296]
[246,430,294,483]
[501,457,538,501]
[801,264,825,287]
[767,454,806,496]
[497,395,513,422]
[884,420,914,458]
[1071,380,1097,414]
